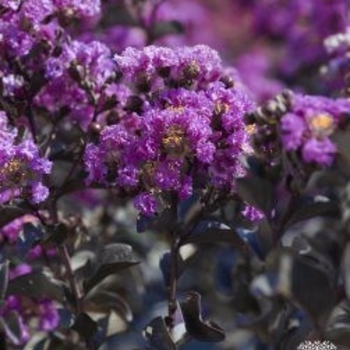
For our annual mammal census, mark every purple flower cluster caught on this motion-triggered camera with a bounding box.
[0,0,101,58]
[0,112,52,204]
[84,45,255,216]
[252,0,348,76]
[280,94,350,166]
[36,40,116,128]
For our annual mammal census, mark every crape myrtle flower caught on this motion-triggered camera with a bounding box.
[280,94,350,166]
[0,0,60,57]
[36,40,116,128]
[84,45,255,216]
[0,111,52,204]
[1,265,59,345]
[252,0,347,77]
[323,27,350,89]
[247,91,350,167]
[53,0,101,19]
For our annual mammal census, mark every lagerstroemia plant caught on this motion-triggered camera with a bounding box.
[1,0,350,349]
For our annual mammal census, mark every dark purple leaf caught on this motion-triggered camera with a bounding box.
[285,201,340,228]
[84,244,139,293]
[0,311,26,346]
[7,271,65,302]
[72,313,98,342]
[0,261,9,300]
[180,291,225,343]
[236,176,275,215]
[182,221,250,256]
[0,206,29,229]
[143,316,176,350]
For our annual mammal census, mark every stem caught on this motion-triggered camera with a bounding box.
[167,234,179,331]
[58,244,83,314]
[50,201,83,314]
[272,192,299,246]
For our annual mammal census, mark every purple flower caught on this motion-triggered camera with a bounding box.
[38,300,60,331]
[86,46,255,215]
[275,93,350,166]
[281,113,306,150]
[53,0,101,19]
[0,112,52,204]
[242,205,264,222]
[302,138,336,166]
[134,193,158,217]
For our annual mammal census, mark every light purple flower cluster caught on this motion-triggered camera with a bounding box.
[36,40,116,128]
[252,0,348,76]
[84,45,255,216]
[0,0,101,59]
[1,265,59,345]
[280,94,350,166]
[0,112,52,204]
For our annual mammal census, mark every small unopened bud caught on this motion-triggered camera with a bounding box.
[124,95,143,114]
[219,75,235,88]
[88,122,102,143]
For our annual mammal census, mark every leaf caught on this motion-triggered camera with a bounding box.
[0,206,29,228]
[104,311,127,337]
[276,252,335,323]
[45,223,69,245]
[182,221,250,256]
[326,300,350,347]
[85,290,132,322]
[72,313,98,342]
[0,261,9,300]
[236,176,275,215]
[17,223,44,256]
[31,336,67,350]
[180,291,225,343]
[0,311,26,346]
[7,271,65,302]
[143,317,176,350]
[57,308,75,329]
[136,214,155,233]
[285,201,340,228]
[333,130,350,177]
[84,244,139,293]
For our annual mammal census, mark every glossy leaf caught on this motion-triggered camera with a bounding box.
[0,206,29,228]
[7,271,65,302]
[285,201,340,228]
[0,311,25,346]
[84,244,139,293]
[180,291,225,343]
[236,176,275,215]
[182,220,250,256]
[72,313,98,342]
[45,223,69,245]
[0,261,9,300]
[326,300,350,347]
[143,316,176,350]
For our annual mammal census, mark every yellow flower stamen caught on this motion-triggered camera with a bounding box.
[245,124,256,135]
[162,126,186,155]
[309,113,334,138]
